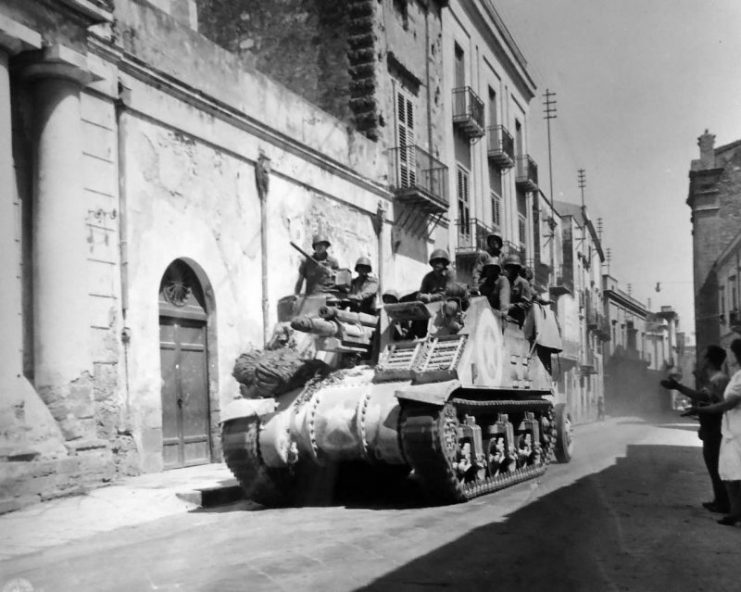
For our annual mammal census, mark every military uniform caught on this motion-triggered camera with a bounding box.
[296,254,339,295]
[419,270,457,300]
[349,273,379,314]
[480,275,510,313]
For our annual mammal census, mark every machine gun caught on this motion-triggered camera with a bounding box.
[290,241,352,293]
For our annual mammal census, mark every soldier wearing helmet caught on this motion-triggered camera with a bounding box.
[478,255,510,314]
[502,253,532,323]
[471,225,504,289]
[348,256,378,314]
[294,233,340,296]
[418,248,456,303]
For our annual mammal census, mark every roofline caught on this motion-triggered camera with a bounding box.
[457,0,538,101]
[604,288,649,317]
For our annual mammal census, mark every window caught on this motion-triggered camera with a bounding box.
[720,285,726,316]
[517,188,527,253]
[731,275,738,310]
[454,43,465,88]
[489,165,502,227]
[457,165,470,241]
[488,86,497,127]
[515,119,523,156]
[491,191,502,227]
[396,87,415,188]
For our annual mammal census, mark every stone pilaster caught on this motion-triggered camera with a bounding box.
[22,45,97,440]
[0,18,40,449]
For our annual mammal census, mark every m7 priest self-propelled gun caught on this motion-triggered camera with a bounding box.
[221,291,573,505]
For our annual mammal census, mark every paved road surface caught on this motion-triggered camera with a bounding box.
[2,414,739,592]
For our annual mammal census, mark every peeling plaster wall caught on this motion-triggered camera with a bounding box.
[115,0,394,472]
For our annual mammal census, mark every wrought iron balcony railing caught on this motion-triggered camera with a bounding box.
[549,263,573,296]
[487,125,515,169]
[455,217,492,252]
[388,145,449,214]
[515,154,538,191]
[452,86,485,140]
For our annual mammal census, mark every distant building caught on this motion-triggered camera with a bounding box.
[553,201,606,423]
[687,130,741,362]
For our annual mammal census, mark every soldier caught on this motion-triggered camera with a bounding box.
[418,249,456,303]
[478,255,510,314]
[294,234,340,296]
[348,256,378,315]
[503,253,532,324]
[471,225,504,289]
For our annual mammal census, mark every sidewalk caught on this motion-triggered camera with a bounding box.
[0,463,244,561]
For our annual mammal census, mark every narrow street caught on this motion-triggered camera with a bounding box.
[2,412,739,592]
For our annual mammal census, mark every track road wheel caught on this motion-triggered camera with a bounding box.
[553,403,574,463]
[221,417,295,506]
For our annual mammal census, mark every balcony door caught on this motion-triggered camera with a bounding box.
[396,87,415,188]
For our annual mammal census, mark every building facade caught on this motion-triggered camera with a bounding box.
[0,0,624,509]
[687,130,741,367]
[552,201,606,424]
[0,0,392,510]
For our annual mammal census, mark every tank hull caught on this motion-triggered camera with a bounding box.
[222,294,572,505]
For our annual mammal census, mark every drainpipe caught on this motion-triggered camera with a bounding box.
[255,151,271,345]
[373,201,386,297]
[115,81,132,416]
[424,6,434,156]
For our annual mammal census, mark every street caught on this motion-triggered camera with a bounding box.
[2,413,739,592]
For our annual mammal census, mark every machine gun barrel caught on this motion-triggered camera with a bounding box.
[318,306,377,328]
[290,241,321,267]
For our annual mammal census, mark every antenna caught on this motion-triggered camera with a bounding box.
[543,89,557,201]
[577,169,586,208]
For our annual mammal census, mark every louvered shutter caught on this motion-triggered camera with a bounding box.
[397,90,415,188]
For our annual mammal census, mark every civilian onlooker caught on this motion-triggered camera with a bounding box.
[692,338,741,526]
[662,345,729,513]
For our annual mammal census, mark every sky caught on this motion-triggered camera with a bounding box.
[494,0,741,343]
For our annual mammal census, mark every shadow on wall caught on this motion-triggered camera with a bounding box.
[356,442,726,592]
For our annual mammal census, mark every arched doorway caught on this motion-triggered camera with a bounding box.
[159,259,212,469]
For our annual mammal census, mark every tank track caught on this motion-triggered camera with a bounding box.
[221,416,294,506]
[400,397,555,504]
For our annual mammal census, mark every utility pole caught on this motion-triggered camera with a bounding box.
[606,247,612,275]
[543,89,557,201]
[578,168,586,208]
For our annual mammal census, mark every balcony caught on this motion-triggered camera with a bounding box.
[487,125,515,169]
[580,348,601,375]
[549,264,573,296]
[388,145,449,215]
[452,87,485,140]
[455,217,491,252]
[515,155,538,192]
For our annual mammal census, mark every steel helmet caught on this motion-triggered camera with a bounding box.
[429,248,451,265]
[483,255,501,269]
[355,256,372,272]
[486,225,503,247]
[312,234,331,248]
[382,290,400,303]
[503,253,522,268]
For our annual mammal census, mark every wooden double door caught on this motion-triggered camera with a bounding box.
[159,259,211,469]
